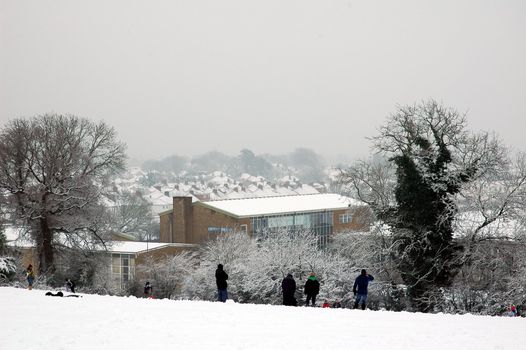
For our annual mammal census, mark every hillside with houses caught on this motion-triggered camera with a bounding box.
[112,165,336,223]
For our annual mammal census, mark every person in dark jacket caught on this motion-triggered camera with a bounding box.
[144,281,153,298]
[281,273,297,306]
[304,272,320,307]
[353,269,374,310]
[215,264,228,302]
[65,278,76,293]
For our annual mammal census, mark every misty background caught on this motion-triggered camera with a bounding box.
[1,0,525,164]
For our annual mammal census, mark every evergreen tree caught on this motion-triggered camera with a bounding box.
[346,100,504,311]
[372,101,499,311]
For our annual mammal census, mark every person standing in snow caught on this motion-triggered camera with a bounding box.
[281,273,297,306]
[65,278,76,293]
[353,269,374,310]
[509,305,518,317]
[144,281,153,298]
[26,264,35,290]
[215,264,228,302]
[304,272,320,307]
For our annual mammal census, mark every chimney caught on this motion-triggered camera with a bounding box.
[172,196,193,243]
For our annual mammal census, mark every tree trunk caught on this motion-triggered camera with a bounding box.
[37,217,55,276]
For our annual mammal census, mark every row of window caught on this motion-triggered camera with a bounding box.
[250,211,335,247]
[207,226,234,234]
[205,211,352,246]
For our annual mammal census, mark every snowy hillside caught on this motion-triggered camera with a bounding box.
[1,287,523,350]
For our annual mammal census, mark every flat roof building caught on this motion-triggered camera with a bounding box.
[159,194,370,246]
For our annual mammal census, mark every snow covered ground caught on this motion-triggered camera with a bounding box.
[1,287,523,350]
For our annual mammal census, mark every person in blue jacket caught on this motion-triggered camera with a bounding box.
[353,269,374,310]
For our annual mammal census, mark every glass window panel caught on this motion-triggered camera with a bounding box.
[112,255,120,265]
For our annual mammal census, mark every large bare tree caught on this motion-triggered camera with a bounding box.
[0,114,126,275]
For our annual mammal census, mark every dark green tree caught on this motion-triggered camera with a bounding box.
[342,100,504,312]
[371,101,501,311]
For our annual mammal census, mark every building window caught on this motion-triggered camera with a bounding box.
[207,226,234,236]
[240,224,247,233]
[111,253,135,290]
[250,211,334,248]
[339,213,352,224]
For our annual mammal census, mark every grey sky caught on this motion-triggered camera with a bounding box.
[1,0,525,161]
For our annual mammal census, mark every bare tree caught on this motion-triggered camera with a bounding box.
[0,114,126,275]
[456,152,526,243]
[337,156,397,219]
[108,190,155,241]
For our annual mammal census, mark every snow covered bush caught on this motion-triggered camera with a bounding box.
[0,257,18,283]
[328,227,402,308]
[135,228,412,309]
[138,251,198,299]
[179,230,391,307]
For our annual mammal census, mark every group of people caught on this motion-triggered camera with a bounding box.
[26,261,373,309]
[25,264,76,293]
[282,269,374,309]
[215,263,375,310]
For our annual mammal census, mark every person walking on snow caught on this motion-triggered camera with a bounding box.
[215,264,229,302]
[281,273,297,306]
[26,264,35,290]
[353,269,374,310]
[304,272,320,307]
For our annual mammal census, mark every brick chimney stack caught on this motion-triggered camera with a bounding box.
[172,196,193,243]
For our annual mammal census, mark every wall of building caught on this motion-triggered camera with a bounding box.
[135,245,197,265]
[173,197,193,244]
[191,204,245,244]
[159,212,173,243]
[333,206,372,233]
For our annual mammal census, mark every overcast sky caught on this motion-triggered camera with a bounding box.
[1,0,525,162]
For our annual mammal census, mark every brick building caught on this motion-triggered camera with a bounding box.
[159,193,370,246]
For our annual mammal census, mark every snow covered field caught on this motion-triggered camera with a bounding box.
[1,287,523,350]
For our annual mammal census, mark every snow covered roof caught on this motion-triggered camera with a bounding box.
[199,193,364,218]
[108,241,197,254]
